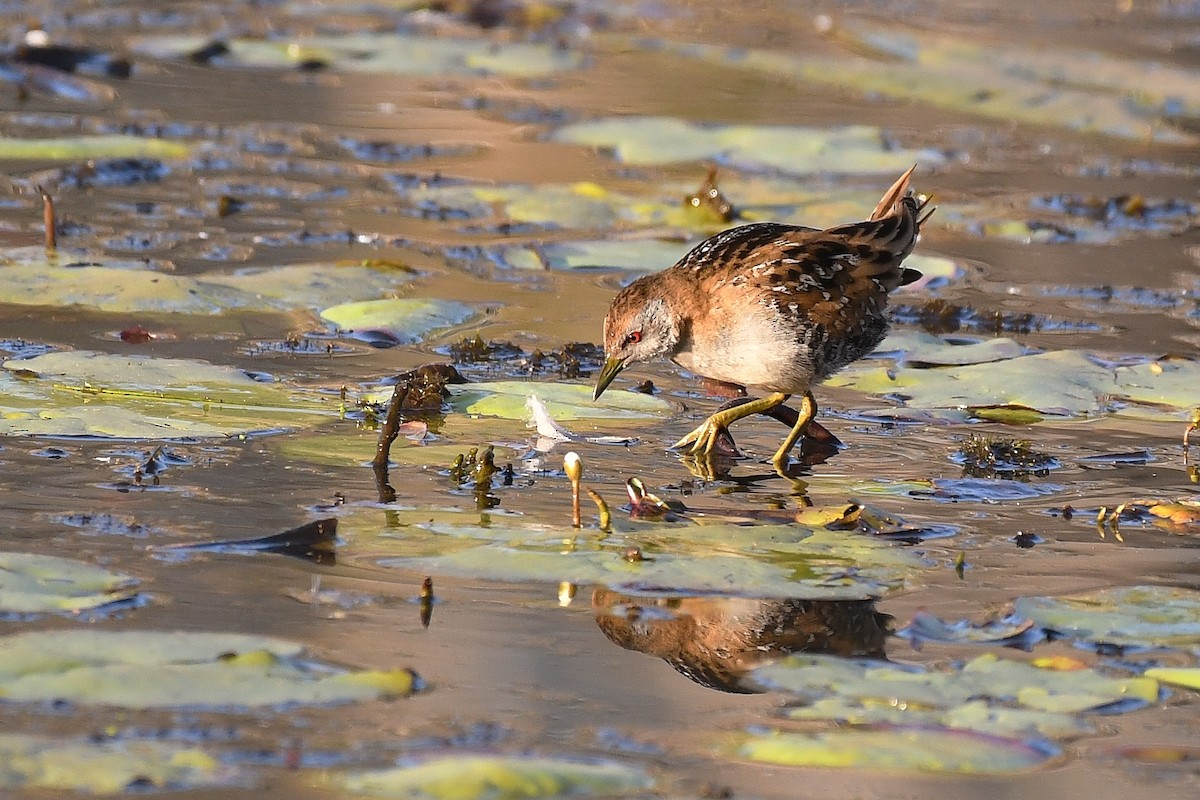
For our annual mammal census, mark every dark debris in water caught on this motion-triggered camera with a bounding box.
[52,512,160,538]
[952,434,1060,480]
[337,137,484,163]
[52,158,171,188]
[1031,193,1197,233]
[159,518,338,564]
[891,298,1102,335]
[444,333,604,379]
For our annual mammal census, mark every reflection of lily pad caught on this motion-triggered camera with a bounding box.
[132,33,583,77]
[446,381,672,421]
[0,552,142,614]
[737,727,1056,774]
[1,350,335,439]
[0,734,230,794]
[341,756,653,799]
[750,651,1157,747]
[1014,585,1200,648]
[372,523,920,600]
[554,117,940,174]
[0,630,415,708]
[320,298,478,344]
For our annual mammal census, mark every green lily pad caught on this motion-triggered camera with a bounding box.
[830,350,1200,419]
[659,27,1198,143]
[444,381,672,421]
[341,756,653,799]
[0,135,192,161]
[875,331,1025,366]
[0,250,411,315]
[0,630,415,708]
[553,117,940,174]
[1014,585,1200,648]
[320,298,478,343]
[132,32,583,77]
[501,239,694,272]
[1,350,336,439]
[0,733,230,794]
[0,552,141,614]
[737,727,1055,774]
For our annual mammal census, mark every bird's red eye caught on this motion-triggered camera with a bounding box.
[625,331,642,345]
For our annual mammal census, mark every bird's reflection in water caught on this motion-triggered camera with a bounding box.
[593,590,891,694]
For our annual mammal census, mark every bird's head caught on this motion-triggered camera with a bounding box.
[593,284,680,401]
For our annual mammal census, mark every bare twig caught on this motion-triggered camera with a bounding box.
[38,185,56,252]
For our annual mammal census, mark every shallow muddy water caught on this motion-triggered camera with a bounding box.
[1,0,1200,797]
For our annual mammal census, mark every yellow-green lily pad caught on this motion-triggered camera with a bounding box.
[0,135,192,161]
[132,32,583,77]
[1,350,337,439]
[320,297,479,344]
[1014,585,1200,648]
[658,27,1197,143]
[0,733,230,794]
[0,630,415,708]
[831,350,1200,419]
[0,249,411,315]
[737,727,1056,774]
[553,117,941,174]
[445,381,672,421]
[341,756,653,799]
[0,552,142,614]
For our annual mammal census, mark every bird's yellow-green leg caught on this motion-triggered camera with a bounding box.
[770,391,817,471]
[672,392,790,456]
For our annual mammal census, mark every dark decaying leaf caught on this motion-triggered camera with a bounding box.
[161,518,337,564]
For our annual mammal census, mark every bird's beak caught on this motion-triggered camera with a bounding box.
[593,356,626,401]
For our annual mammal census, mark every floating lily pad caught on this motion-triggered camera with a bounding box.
[1,350,336,439]
[658,26,1198,143]
[0,135,192,161]
[737,727,1056,774]
[0,250,410,315]
[320,298,478,345]
[0,630,415,708]
[0,552,142,614]
[830,350,1200,419]
[0,733,230,794]
[1014,585,1200,649]
[500,239,694,272]
[341,756,653,799]
[132,33,583,77]
[445,381,672,421]
[554,117,940,174]
[872,331,1026,367]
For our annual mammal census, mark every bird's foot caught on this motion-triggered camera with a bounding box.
[671,417,740,458]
